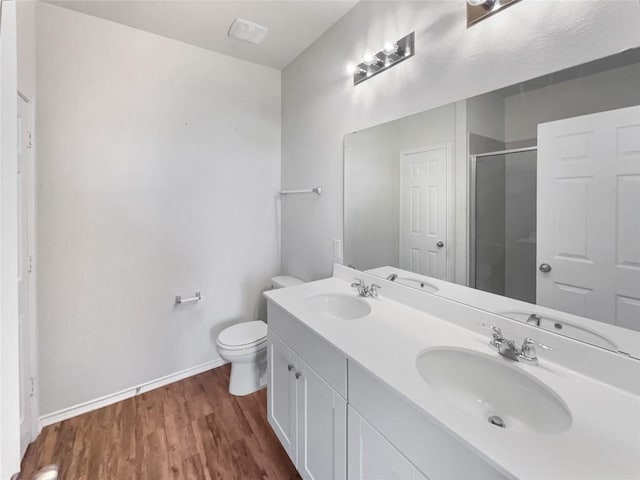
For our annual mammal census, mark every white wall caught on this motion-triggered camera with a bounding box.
[36,3,281,416]
[0,1,21,476]
[281,0,640,281]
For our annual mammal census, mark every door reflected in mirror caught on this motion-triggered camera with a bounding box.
[344,48,640,358]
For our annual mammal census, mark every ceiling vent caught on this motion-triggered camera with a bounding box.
[228,18,268,44]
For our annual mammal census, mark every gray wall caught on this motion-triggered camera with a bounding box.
[281,0,640,281]
[36,4,281,415]
[504,62,640,143]
[344,104,457,271]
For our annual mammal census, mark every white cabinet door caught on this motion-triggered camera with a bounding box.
[537,106,640,329]
[348,406,427,480]
[297,362,347,480]
[268,332,298,464]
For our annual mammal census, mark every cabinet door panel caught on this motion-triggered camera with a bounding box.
[298,362,347,480]
[348,362,505,479]
[268,332,298,464]
[348,406,418,480]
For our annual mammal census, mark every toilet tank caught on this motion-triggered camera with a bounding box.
[271,275,304,289]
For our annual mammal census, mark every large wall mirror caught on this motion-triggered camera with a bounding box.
[344,48,640,358]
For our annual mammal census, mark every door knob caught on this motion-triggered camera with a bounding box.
[436,241,444,248]
[295,371,303,379]
[287,364,295,372]
[539,263,552,273]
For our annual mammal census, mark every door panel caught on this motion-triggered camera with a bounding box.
[297,362,346,480]
[400,145,449,280]
[267,332,298,464]
[347,406,426,480]
[537,106,640,330]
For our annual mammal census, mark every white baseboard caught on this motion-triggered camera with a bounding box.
[38,358,226,430]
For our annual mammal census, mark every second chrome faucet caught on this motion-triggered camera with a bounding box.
[351,278,381,298]
[480,323,552,365]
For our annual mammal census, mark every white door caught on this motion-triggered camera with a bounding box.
[347,406,428,480]
[267,332,298,464]
[400,145,449,280]
[537,105,640,330]
[296,362,346,480]
[17,93,34,455]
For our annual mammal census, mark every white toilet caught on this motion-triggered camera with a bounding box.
[216,275,303,396]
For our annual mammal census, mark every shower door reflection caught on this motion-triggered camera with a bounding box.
[470,147,537,304]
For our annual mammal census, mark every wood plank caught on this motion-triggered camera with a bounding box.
[20,364,300,480]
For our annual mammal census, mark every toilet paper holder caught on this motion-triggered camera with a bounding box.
[175,292,201,304]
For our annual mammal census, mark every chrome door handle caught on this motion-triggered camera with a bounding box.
[295,371,303,379]
[436,241,444,248]
[287,364,295,372]
[539,263,552,273]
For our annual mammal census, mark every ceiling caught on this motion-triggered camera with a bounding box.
[49,0,358,70]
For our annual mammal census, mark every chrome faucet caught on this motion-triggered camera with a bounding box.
[386,273,398,281]
[526,314,542,327]
[480,323,552,365]
[519,338,553,365]
[351,278,381,298]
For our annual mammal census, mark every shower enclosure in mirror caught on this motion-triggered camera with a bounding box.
[470,146,538,304]
[344,48,640,358]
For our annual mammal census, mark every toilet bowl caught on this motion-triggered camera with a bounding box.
[216,275,303,396]
[217,320,269,396]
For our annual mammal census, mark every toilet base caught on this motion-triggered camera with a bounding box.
[228,359,267,396]
[217,345,268,397]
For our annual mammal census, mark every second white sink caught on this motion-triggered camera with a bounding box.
[303,293,371,320]
[416,347,572,435]
[499,311,618,351]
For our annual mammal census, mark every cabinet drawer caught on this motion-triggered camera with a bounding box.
[348,362,507,480]
[268,301,347,398]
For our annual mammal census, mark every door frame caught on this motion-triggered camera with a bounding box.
[17,88,38,448]
[468,145,538,289]
[398,143,454,282]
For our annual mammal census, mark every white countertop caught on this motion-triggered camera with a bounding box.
[264,275,640,480]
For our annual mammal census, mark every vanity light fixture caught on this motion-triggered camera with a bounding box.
[467,0,520,27]
[362,50,378,66]
[347,32,415,86]
[345,62,365,75]
[382,42,398,56]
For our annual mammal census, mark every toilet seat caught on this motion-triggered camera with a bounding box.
[217,320,267,351]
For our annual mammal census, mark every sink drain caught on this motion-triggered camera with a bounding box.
[488,415,506,428]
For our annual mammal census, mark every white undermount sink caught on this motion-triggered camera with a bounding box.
[499,311,618,351]
[303,293,371,320]
[416,347,572,435]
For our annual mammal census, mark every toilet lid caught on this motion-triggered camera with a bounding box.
[218,321,267,348]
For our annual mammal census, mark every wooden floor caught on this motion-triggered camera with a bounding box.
[21,365,300,480]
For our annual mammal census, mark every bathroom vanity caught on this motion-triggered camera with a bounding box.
[264,265,640,480]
